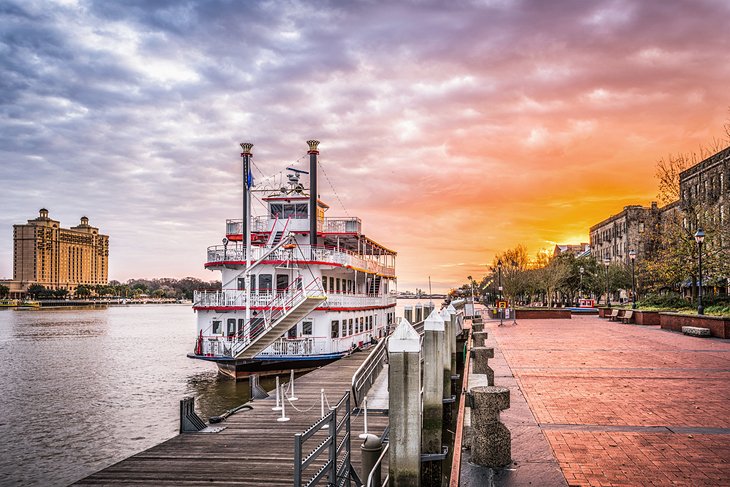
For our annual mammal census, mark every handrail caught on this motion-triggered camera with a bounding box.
[351,336,389,408]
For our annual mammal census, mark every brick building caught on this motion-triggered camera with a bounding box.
[679,145,729,224]
[6,209,109,295]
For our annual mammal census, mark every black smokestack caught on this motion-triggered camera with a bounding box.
[307,140,320,249]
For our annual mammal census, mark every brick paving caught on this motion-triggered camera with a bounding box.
[488,316,730,486]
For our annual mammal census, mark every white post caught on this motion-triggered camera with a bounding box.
[277,383,290,422]
[272,376,282,411]
[320,388,328,430]
[359,396,369,439]
[289,369,298,401]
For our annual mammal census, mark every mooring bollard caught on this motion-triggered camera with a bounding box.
[388,318,421,486]
[469,386,511,467]
[362,433,383,487]
[472,331,488,347]
[472,321,484,332]
[472,346,495,386]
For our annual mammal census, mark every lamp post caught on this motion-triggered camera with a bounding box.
[629,250,637,310]
[467,275,475,316]
[497,260,503,326]
[222,237,229,261]
[603,257,611,307]
[579,266,584,304]
[695,229,705,315]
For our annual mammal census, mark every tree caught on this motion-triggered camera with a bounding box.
[27,284,49,299]
[532,251,570,308]
[491,245,530,303]
[0,284,9,298]
[75,285,92,297]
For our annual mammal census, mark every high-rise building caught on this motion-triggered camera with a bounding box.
[11,209,109,292]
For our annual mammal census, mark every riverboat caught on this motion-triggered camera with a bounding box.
[188,141,397,379]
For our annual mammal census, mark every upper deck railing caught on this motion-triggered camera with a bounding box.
[226,217,362,236]
[206,244,395,277]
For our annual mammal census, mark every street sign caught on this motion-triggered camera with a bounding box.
[497,300,508,309]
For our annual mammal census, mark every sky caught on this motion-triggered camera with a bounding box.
[1,0,729,293]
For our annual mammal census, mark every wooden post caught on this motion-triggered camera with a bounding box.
[388,318,421,486]
[422,309,445,454]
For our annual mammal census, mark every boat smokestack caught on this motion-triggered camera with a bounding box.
[307,140,320,249]
[240,142,254,242]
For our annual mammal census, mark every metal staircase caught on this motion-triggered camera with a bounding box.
[233,292,326,359]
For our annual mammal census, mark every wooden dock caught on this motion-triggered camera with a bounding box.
[76,349,389,486]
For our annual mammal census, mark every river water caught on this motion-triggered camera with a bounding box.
[0,300,435,486]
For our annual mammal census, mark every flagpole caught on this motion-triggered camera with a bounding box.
[240,143,254,337]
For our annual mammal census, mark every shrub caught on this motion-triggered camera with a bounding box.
[637,293,689,309]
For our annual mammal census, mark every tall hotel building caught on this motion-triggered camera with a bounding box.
[12,209,109,292]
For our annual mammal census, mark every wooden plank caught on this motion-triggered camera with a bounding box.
[76,348,389,485]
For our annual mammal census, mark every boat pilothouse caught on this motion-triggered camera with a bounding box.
[188,140,397,380]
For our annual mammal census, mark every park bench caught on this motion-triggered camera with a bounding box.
[607,309,620,321]
[621,310,634,324]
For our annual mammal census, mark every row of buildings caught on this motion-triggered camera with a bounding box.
[1,209,109,298]
[557,145,729,294]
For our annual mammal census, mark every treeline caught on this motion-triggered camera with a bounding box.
[25,277,221,300]
[455,246,630,308]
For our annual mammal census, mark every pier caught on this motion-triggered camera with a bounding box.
[76,349,389,486]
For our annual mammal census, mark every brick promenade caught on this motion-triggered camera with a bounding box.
[488,315,730,487]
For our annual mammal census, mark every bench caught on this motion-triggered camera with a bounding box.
[607,309,620,321]
[621,310,634,324]
[682,326,711,337]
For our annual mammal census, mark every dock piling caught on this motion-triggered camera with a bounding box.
[472,346,495,386]
[422,310,445,455]
[469,386,511,467]
[388,318,422,486]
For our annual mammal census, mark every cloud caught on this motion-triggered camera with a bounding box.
[1,0,728,292]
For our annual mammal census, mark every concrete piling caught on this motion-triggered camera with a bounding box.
[472,321,484,332]
[388,318,421,486]
[469,386,511,468]
[422,310,445,455]
[472,331,488,347]
[439,308,453,400]
[404,306,413,324]
[472,347,495,386]
[415,304,423,323]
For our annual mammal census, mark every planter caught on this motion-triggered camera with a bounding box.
[515,308,571,319]
[633,310,660,326]
[659,313,730,338]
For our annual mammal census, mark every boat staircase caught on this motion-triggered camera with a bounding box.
[266,217,290,247]
[232,286,326,359]
[368,275,382,295]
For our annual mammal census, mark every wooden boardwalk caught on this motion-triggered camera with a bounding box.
[76,350,389,486]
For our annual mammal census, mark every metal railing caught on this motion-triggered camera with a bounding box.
[351,336,389,408]
[294,392,360,487]
[227,216,362,236]
[205,243,395,277]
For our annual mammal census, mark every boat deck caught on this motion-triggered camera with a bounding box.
[75,349,388,486]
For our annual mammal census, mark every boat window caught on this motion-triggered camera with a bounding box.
[259,274,272,292]
[329,277,334,293]
[302,321,313,335]
[322,277,328,292]
[212,320,222,334]
[237,319,244,334]
[331,320,339,338]
[227,319,236,336]
[237,278,246,291]
[336,278,341,293]
[288,326,297,338]
[359,317,364,333]
[348,318,354,336]
[270,203,283,218]
[276,274,289,292]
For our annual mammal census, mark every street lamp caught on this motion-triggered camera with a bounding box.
[695,229,705,315]
[497,260,503,326]
[629,250,637,310]
[579,266,584,303]
[603,257,611,307]
[222,237,229,261]
[467,275,475,316]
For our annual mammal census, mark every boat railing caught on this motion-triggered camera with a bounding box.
[323,294,396,308]
[258,336,329,357]
[321,217,361,234]
[351,335,389,408]
[205,243,395,277]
